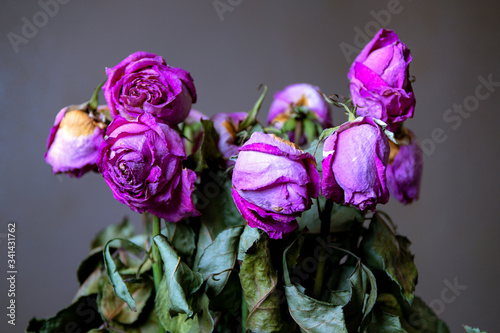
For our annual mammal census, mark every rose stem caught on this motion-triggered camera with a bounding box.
[313,199,333,299]
[184,124,194,155]
[142,212,149,237]
[151,216,166,333]
[294,119,303,145]
[152,215,163,292]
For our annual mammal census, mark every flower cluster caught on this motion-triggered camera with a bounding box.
[45,29,422,235]
[230,29,422,237]
[45,52,199,222]
[38,30,462,333]
[346,29,422,205]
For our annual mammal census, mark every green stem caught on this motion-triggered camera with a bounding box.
[88,80,106,113]
[184,125,194,155]
[294,120,303,145]
[152,216,163,291]
[142,212,150,236]
[241,288,248,332]
[151,215,166,333]
[313,199,333,299]
[347,106,357,121]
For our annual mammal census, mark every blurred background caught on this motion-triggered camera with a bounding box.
[1,0,499,331]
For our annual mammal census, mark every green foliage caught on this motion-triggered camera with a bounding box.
[274,105,328,146]
[195,119,222,172]
[304,139,324,172]
[464,326,488,333]
[238,85,267,131]
[76,247,105,285]
[240,232,283,332]
[31,171,457,333]
[237,224,261,260]
[361,212,418,304]
[198,226,244,297]
[285,285,348,333]
[303,118,317,145]
[318,125,339,142]
[367,309,409,333]
[345,261,378,330]
[182,119,203,156]
[103,238,149,311]
[153,235,204,317]
[297,198,363,234]
[207,270,241,313]
[76,218,138,285]
[162,221,197,263]
[194,171,245,269]
[282,239,346,331]
[26,295,102,332]
[98,275,153,325]
[281,117,297,133]
[88,80,106,112]
[155,283,214,333]
[283,240,379,333]
[74,268,102,300]
[296,196,323,232]
[404,296,450,333]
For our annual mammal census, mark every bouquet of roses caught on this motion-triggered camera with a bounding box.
[29,29,485,333]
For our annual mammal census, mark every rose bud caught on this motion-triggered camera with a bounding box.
[45,105,107,178]
[322,117,390,211]
[183,109,208,155]
[97,113,198,222]
[386,129,423,204]
[268,83,333,129]
[103,51,196,126]
[211,112,247,166]
[348,29,415,131]
[232,132,320,239]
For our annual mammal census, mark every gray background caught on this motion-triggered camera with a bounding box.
[1,0,499,332]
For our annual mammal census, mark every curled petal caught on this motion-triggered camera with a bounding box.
[98,113,197,221]
[348,29,415,130]
[231,132,320,238]
[321,117,390,211]
[103,51,196,125]
[45,107,106,178]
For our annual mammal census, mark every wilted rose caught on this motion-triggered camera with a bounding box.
[348,29,415,131]
[211,112,247,166]
[386,129,423,204]
[103,51,196,126]
[322,117,390,211]
[267,83,332,129]
[97,113,198,222]
[232,132,320,239]
[45,105,107,178]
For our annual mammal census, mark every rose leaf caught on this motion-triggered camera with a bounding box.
[197,226,244,297]
[360,212,418,304]
[102,238,149,311]
[26,295,102,333]
[153,235,203,317]
[240,233,283,332]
